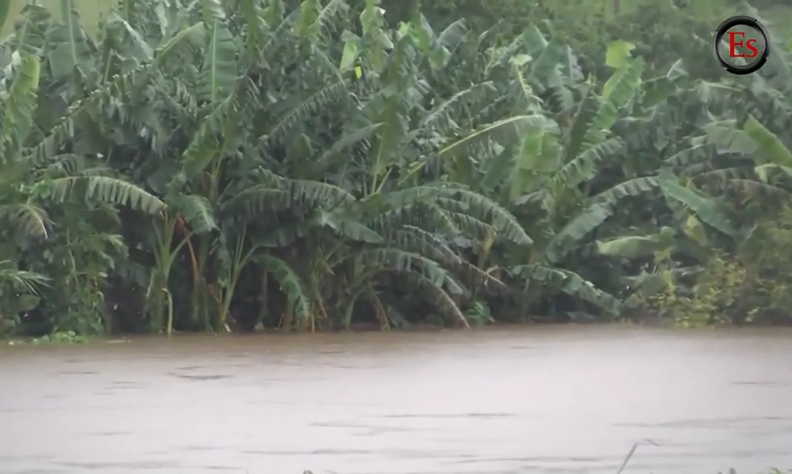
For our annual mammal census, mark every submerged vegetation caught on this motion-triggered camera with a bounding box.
[1,0,792,337]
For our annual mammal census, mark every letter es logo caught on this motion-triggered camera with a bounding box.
[715,16,769,75]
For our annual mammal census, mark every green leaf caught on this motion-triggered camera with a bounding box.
[316,210,383,244]
[257,255,311,323]
[529,40,566,82]
[50,176,165,215]
[10,4,51,56]
[704,119,757,154]
[581,58,643,148]
[553,138,624,194]
[596,232,670,259]
[511,264,620,316]
[441,187,533,245]
[239,0,266,64]
[183,80,259,178]
[547,203,611,263]
[508,128,562,199]
[170,194,217,234]
[104,13,153,63]
[224,177,355,216]
[340,33,361,72]
[386,269,470,328]
[202,20,237,103]
[523,25,548,56]
[60,0,80,70]
[743,115,792,167]
[263,0,285,27]
[0,0,10,34]
[200,0,227,22]
[546,177,660,263]
[269,81,348,143]
[15,294,41,312]
[599,58,643,123]
[294,0,321,40]
[156,23,207,66]
[0,260,49,295]
[313,123,382,175]
[0,55,40,162]
[419,82,495,135]
[0,203,50,239]
[605,40,635,69]
[665,144,712,169]
[684,215,708,247]
[659,172,739,238]
[437,19,467,51]
[439,115,559,158]
[564,83,598,161]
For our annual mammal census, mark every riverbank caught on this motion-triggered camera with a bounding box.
[6,317,788,347]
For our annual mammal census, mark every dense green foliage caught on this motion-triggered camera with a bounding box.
[1,0,792,337]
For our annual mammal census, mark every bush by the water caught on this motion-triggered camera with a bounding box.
[1,0,792,337]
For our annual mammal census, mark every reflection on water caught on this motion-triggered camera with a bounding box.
[1,325,792,474]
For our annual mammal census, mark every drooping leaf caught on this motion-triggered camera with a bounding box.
[0,260,49,295]
[704,119,757,155]
[384,269,470,328]
[155,23,207,66]
[553,138,624,193]
[257,255,311,323]
[743,115,792,167]
[312,123,382,175]
[546,203,611,264]
[439,114,559,159]
[511,264,621,316]
[436,19,467,51]
[659,172,739,238]
[103,13,154,64]
[50,176,165,215]
[546,177,660,263]
[440,187,533,245]
[169,194,217,234]
[664,144,713,170]
[0,203,51,239]
[315,210,383,244]
[268,80,348,143]
[420,82,495,135]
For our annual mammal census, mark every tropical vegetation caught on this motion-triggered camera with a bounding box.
[2,0,792,337]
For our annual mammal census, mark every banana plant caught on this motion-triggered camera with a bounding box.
[0,19,165,334]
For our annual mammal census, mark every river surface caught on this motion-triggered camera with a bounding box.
[1,325,792,474]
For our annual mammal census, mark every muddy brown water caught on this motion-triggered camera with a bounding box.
[1,325,792,474]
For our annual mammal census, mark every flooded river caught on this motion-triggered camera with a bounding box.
[1,325,792,474]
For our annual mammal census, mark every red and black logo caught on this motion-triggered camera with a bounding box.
[714,16,769,75]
